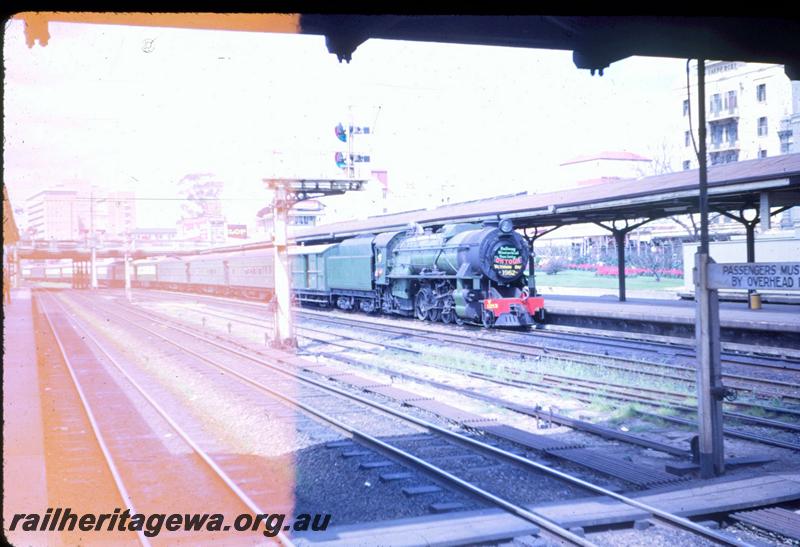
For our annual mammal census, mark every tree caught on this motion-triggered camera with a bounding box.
[629,244,673,281]
[634,138,677,178]
[671,212,722,241]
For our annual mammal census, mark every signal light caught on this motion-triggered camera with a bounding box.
[335,123,347,142]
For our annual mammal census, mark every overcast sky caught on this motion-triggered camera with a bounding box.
[4,18,687,227]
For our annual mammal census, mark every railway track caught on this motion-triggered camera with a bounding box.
[129,291,800,441]
[59,292,594,545]
[531,325,800,372]
[37,292,294,546]
[295,308,800,400]
[170,288,800,370]
[179,303,800,442]
[62,289,749,546]
[136,289,799,401]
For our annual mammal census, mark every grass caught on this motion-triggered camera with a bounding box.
[535,270,683,290]
[394,342,699,403]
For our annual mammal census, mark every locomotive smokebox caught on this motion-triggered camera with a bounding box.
[454,227,529,285]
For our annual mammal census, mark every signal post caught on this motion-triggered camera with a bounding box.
[264,179,367,349]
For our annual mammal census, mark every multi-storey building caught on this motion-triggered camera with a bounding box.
[105,191,137,239]
[677,61,799,170]
[25,186,137,241]
[676,61,800,230]
[781,81,800,154]
[26,189,82,240]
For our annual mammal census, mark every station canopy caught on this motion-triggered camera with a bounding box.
[291,154,800,245]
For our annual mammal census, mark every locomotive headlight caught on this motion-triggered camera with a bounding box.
[498,218,514,233]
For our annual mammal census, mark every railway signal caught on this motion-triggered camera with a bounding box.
[334,123,347,142]
[333,121,371,177]
[263,178,367,349]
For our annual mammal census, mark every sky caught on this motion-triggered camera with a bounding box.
[3,17,688,228]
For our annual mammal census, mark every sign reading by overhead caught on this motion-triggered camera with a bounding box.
[707,262,800,290]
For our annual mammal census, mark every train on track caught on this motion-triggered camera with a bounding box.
[97,220,545,328]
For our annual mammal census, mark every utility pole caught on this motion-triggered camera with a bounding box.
[124,233,132,302]
[693,58,725,478]
[348,106,355,178]
[89,191,108,290]
[90,189,97,289]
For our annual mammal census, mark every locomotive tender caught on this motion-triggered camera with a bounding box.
[103,219,544,328]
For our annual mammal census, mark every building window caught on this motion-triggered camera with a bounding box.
[684,131,691,147]
[710,125,723,146]
[757,83,766,102]
[710,94,722,114]
[757,117,768,136]
[682,160,691,170]
[726,90,737,111]
[759,150,767,158]
[724,122,738,144]
[682,99,689,116]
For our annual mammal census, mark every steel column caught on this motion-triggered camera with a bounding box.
[528,244,536,295]
[614,230,626,302]
[522,226,559,297]
[759,191,771,232]
[745,223,755,263]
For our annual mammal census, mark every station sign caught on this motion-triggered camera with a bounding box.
[707,262,800,290]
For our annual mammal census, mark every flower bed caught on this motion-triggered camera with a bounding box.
[566,263,683,278]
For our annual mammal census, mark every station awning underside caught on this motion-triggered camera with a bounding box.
[15,15,800,77]
[300,15,800,78]
[292,153,800,245]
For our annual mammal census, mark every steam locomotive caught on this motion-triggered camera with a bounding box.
[102,219,545,328]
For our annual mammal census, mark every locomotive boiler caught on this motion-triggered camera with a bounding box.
[383,220,544,327]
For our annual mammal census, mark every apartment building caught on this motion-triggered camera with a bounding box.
[677,61,799,170]
[25,185,136,241]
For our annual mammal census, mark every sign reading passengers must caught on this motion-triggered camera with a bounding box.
[707,262,800,290]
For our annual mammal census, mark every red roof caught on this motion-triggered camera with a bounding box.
[574,176,627,187]
[561,151,652,166]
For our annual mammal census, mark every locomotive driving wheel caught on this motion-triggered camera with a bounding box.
[415,287,435,321]
[440,295,456,324]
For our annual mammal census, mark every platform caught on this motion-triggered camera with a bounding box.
[541,294,800,349]
[2,289,50,544]
[293,472,800,545]
[544,294,800,331]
